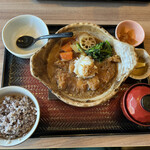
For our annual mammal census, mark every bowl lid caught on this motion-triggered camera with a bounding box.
[125,83,150,124]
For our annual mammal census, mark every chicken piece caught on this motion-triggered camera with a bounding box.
[99,61,116,83]
[69,60,75,73]
[87,76,100,91]
[54,60,65,67]
[107,55,121,63]
[76,79,88,92]
[54,60,69,71]
[55,69,68,89]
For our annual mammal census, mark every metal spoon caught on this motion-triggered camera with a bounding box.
[16,32,73,48]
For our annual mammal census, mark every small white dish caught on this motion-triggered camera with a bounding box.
[115,20,145,47]
[2,14,49,59]
[130,48,150,80]
[0,86,40,146]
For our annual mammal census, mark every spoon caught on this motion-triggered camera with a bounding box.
[16,32,73,48]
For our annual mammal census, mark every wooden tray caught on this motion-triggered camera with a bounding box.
[2,25,150,138]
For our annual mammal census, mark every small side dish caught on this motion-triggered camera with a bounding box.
[115,20,145,47]
[121,83,150,126]
[0,86,40,147]
[0,94,37,139]
[130,48,150,80]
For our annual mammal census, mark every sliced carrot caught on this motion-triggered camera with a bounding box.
[60,51,73,61]
[61,41,72,52]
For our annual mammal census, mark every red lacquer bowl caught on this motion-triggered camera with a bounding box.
[121,83,150,126]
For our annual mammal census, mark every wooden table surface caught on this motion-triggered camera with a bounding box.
[0,0,150,149]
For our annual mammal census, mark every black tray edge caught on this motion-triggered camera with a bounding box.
[1,24,150,138]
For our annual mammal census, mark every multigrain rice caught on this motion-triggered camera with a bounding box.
[0,94,37,139]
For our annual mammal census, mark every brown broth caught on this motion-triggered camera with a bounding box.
[47,33,118,99]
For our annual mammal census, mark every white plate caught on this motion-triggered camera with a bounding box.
[2,14,49,59]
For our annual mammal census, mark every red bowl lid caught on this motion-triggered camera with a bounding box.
[125,83,150,124]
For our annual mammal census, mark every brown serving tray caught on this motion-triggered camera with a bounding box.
[2,25,150,138]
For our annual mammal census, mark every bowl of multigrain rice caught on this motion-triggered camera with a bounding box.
[0,86,40,146]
